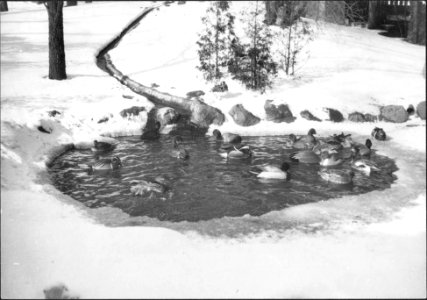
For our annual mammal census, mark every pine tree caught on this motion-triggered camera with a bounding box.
[196,1,238,83]
[231,1,277,92]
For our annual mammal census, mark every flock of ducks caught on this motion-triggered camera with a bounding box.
[84,126,387,197]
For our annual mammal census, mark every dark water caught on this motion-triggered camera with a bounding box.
[48,135,398,222]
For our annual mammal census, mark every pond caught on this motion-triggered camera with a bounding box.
[48,134,398,222]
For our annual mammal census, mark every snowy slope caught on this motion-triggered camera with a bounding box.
[1,1,426,299]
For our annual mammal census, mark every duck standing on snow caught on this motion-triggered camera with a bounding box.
[319,168,354,185]
[170,135,189,160]
[290,149,320,164]
[212,129,242,144]
[88,156,122,172]
[91,140,117,153]
[219,144,252,159]
[250,162,290,179]
[371,127,386,141]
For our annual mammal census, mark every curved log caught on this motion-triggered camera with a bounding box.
[96,6,225,128]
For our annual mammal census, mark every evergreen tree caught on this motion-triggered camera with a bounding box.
[196,1,238,83]
[231,1,277,92]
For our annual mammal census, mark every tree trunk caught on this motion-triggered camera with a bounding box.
[408,1,426,45]
[46,1,67,80]
[368,0,381,29]
[66,1,77,6]
[0,1,8,12]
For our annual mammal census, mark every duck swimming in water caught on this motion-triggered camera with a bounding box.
[290,149,320,164]
[319,151,343,167]
[212,129,242,144]
[292,129,317,149]
[170,135,189,160]
[250,162,290,179]
[91,140,116,153]
[130,176,169,197]
[88,156,122,172]
[319,168,354,185]
[355,139,373,158]
[350,148,380,176]
[219,144,252,159]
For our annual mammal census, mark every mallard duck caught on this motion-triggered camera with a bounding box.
[283,134,297,149]
[130,176,169,196]
[88,156,122,172]
[289,150,320,164]
[319,168,354,184]
[212,129,242,144]
[170,135,189,160]
[141,121,161,140]
[371,127,386,141]
[356,139,372,157]
[319,151,343,167]
[250,162,290,179]
[299,128,317,143]
[91,140,116,153]
[350,149,380,176]
[313,140,342,155]
[219,145,252,159]
[292,129,317,149]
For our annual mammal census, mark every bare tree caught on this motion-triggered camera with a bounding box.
[44,1,67,80]
[407,1,426,45]
[0,1,8,12]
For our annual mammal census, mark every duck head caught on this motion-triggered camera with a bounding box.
[365,139,372,149]
[280,162,290,172]
[288,134,297,142]
[308,128,317,136]
[212,129,222,139]
[112,156,122,168]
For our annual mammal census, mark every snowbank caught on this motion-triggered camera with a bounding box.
[1,2,426,299]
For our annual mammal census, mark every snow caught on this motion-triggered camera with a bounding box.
[1,1,426,299]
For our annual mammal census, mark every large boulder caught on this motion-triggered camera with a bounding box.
[120,106,146,118]
[348,112,366,122]
[379,105,408,123]
[264,100,296,123]
[300,110,321,122]
[156,107,180,127]
[416,101,426,120]
[190,99,225,128]
[229,104,260,126]
[325,108,344,122]
[186,90,205,99]
[363,113,378,122]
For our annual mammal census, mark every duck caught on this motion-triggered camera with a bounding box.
[371,127,386,141]
[250,162,290,179]
[289,149,320,164]
[283,134,297,149]
[212,129,242,144]
[141,121,161,140]
[350,148,380,176]
[88,156,122,172]
[170,135,189,160]
[130,176,169,197]
[91,140,116,153]
[319,168,354,185]
[355,139,373,158]
[219,144,252,159]
[312,140,342,155]
[319,151,343,167]
[292,129,317,149]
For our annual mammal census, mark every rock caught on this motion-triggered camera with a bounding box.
[37,125,52,134]
[300,110,321,122]
[122,94,133,99]
[212,81,228,92]
[379,105,408,123]
[325,108,344,122]
[229,104,260,126]
[348,112,366,122]
[264,100,296,123]
[186,90,205,98]
[407,104,415,115]
[151,83,160,88]
[416,101,426,120]
[363,113,378,122]
[47,110,61,117]
[43,283,79,299]
[178,0,185,3]
[190,99,225,127]
[156,107,180,127]
[119,106,145,118]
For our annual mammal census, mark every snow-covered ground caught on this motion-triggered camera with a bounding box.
[1,1,426,298]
